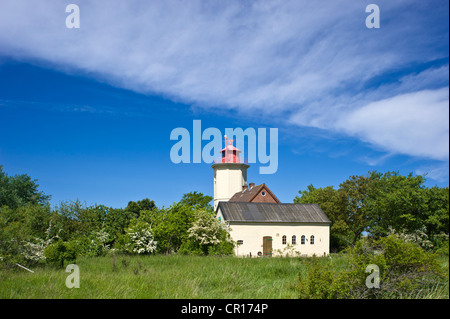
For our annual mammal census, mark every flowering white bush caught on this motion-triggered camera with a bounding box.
[387,226,434,250]
[125,221,157,254]
[76,229,112,257]
[90,229,111,254]
[22,237,53,262]
[22,222,58,262]
[188,209,223,245]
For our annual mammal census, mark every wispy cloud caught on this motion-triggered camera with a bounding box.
[416,163,450,183]
[0,0,448,166]
[336,88,449,161]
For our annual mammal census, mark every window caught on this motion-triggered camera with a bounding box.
[282,235,287,245]
[261,191,266,196]
[237,240,244,246]
[292,235,296,245]
[301,235,305,245]
[310,235,315,245]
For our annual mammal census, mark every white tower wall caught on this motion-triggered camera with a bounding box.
[212,163,249,210]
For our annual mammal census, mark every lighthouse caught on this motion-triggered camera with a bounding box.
[212,135,249,210]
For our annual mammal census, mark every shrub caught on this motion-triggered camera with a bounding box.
[178,239,204,256]
[187,209,222,246]
[119,220,157,254]
[22,237,52,263]
[180,209,234,256]
[207,240,235,256]
[297,258,335,299]
[74,230,111,257]
[297,235,448,299]
[43,239,77,268]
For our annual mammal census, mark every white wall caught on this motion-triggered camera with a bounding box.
[212,163,248,210]
[226,221,330,257]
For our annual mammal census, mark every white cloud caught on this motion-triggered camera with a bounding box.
[0,0,448,163]
[336,88,449,161]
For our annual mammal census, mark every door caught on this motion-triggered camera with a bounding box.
[263,236,273,257]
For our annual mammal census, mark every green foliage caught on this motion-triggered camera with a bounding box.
[0,165,51,209]
[179,191,213,212]
[207,240,234,256]
[72,230,111,257]
[297,258,336,299]
[179,209,234,256]
[295,170,449,252]
[295,185,349,251]
[44,239,77,268]
[297,235,447,299]
[125,198,156,218]
[0,203,56,265]
[104,207,134,240]
[188,209,222,245]
[139,203,195,253]
[0,164,230,260]
[178,239,204,256]
[0,166,54,265]
[120,219,157,254]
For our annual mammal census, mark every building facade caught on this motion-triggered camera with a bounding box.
[212,138,331,257]
[217,202,330,257]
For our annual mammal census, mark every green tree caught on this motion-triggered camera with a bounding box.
[295,171,449,251]
[0,165,50,209]
[0,203,55,265]
[367,172,427,238]
[180,191,213,212]
[181,208,233,255]
[44,239,77,268]
[141,203,196,253]
[421,186,449,245]
[337,172,380,245]
[294,185,349,251]
[297,235,447,299]
[52,200,87,241]
[125,198,156,218]
[136,192,213,254]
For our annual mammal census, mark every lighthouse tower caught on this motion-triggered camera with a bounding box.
[212,136,250,210]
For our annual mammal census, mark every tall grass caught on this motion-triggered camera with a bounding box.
[0,255,308,299]
[1,254,447,299]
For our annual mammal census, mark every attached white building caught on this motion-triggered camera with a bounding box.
[217,202,330,257]
[212,136,331,257]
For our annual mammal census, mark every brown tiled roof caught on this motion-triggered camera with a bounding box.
[229,183,265,202]
[229,183,281,203]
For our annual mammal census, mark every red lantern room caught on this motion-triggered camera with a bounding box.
[220,135,242,163]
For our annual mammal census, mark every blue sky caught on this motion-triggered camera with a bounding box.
[0,0,448,209]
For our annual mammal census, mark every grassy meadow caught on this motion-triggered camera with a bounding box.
[1,255,314,299]
[1,254,448,299]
